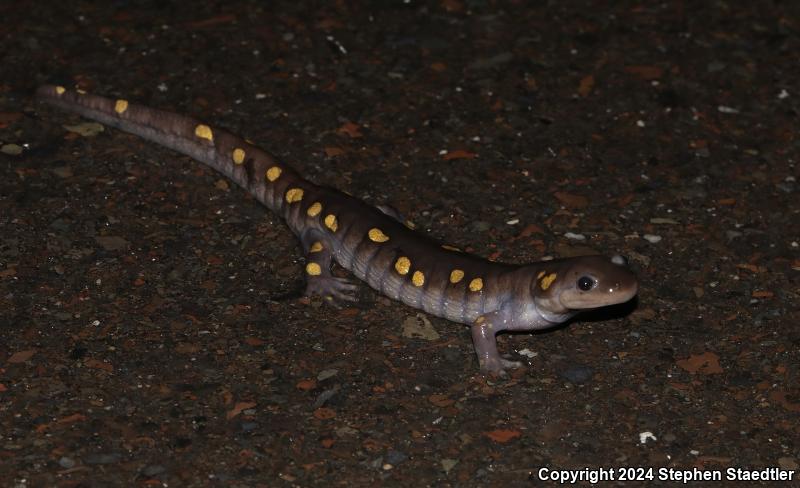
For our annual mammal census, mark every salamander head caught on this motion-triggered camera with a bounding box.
[533,255,638,316]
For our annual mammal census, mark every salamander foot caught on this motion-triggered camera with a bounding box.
[305,276,360,303]
[479,357,523,376]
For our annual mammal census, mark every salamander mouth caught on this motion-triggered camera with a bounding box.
[558,280,639,310]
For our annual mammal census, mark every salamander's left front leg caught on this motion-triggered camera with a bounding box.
[471,310,523,375]
[301,232,359,302]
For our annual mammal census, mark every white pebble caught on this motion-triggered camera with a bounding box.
[650,217,679,225]
[639,431,657,444]
[643,234,662,243]
[717,105,739,114]
[564,232,586,241]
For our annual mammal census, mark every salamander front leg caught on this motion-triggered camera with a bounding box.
[471,311,523,375]
[301,233,359,302]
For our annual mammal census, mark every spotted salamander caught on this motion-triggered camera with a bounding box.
[37,84,638,374]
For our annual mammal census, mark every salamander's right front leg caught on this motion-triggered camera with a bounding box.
[471,310,523,375]
[301,232,359,302]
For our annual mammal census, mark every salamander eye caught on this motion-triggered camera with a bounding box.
[577,276,596,291]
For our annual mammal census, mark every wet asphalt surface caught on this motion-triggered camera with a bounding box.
[1,1,799,486]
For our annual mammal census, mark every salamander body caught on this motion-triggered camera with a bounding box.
[37,84,638,374]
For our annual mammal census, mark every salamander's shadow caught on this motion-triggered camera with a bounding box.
[573,295,639,324]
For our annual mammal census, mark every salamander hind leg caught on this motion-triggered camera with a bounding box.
[301,231,360,303]
[471,311,523,375]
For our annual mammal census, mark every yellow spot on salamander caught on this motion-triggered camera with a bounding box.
[285,188,304,203]
[469,278,483,292]
[114,99,128,114]
[309,241,323,253]
[266,166,282,182]
[395,257,410,275]
[307,202,322,217]
[368,228,389,243]
[305,262,322,276]
[404,220,416,230]
[540,273,557,291]
[76,89,87,94]
[195,124,213,142]
[537,270,546,279]
[442,244,461,252]
[475,316,485,325]
[324,214,338,232]
[232,148,245,165]
[55,86,66,95]
[412,270,425,287]
[449,269,464,284]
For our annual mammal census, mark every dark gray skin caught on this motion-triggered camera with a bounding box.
[37,85,639,374]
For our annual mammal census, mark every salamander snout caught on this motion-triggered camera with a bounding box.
[554,255,639,310]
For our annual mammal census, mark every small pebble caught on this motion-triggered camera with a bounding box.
[639,431,657,444]
[84,452,121,465]
[650,217,679,225]
[63,122,104,137]
[141,464,166,477]
[385,449,408,465]
[441,458,459,473]
[471,221,491,232]
[312,388,338,409]
[564,232,585,241]
[695,147,711,158]
[558,364,594,384]
[717,105,739,114]
[52,166,74,178]
[643,234,662,243]
[317,369,338,381]
[58,456,76,469]
[336,426,359,436]
[0,144,23,156]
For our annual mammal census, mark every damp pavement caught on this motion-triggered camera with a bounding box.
[1,1,798,486]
